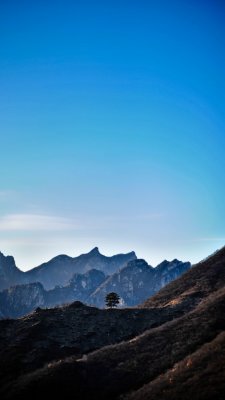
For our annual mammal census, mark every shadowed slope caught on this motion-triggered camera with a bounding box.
[1,246,225,400]
[142,246,225,310]
[4,286,225,400]
[124,330,225,400]
[0,302,178,393]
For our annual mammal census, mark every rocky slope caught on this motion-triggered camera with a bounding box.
[0,252,25,291]
[0,258,190,318]
[47,268,106,306]
[0,282,46,319]
[1,246,225,400]
[89,258,191,307]
[0,269,106,318]
[142,246,225,310]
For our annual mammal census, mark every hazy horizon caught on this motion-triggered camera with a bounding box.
[1,0,225,270]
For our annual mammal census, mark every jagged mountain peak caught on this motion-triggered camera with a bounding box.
[119,250,137,258]
[87,247,100,255]
[0,251,24,291]
[86,247,137,259]
[0,251,15,264]
[23,247,137,290]
[155,258,190,271]
[125,258,153,271]
[0,248,137,291]
[89,257,191,308]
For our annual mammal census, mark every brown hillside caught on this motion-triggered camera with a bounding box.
[124,330,225,400]
[142,246,225,310]
[4,284,225,400]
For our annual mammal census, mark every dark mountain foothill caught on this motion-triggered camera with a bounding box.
[1,246,225,399]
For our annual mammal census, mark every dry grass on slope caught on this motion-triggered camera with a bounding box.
[0,303,176,388]
[124,330,225,400]
[5,286,225,400]
[142,246,225,309]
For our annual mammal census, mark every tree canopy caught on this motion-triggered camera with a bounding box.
[105,292,120,308]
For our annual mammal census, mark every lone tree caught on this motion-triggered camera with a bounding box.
[105,292,120,308]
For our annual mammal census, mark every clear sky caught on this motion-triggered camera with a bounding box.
[0,0,225,270]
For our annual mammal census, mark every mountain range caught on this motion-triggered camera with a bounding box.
[0,248,191,317]
[0,245,225,399]
[0,247,136,291]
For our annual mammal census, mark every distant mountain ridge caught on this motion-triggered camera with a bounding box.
[89,258,191,307]
[0,250,191,317]
[0,269,106,319]
[0,252,25,291]
[0,247,136,291]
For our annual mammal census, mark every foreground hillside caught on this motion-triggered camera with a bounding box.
[1,246,225,400]
[0,302,177,385]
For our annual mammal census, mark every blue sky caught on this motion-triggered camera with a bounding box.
[0,0,225,270]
